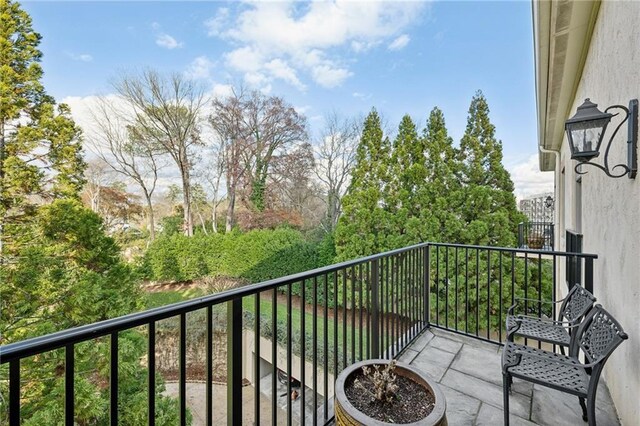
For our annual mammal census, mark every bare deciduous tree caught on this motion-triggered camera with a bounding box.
[114,70,206,236]
[209,88,308,232]
[314,112,361,232]
[89,96,163,240]
[209,88,249,231]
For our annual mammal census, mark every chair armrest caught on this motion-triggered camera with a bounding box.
[512,350,598,369]
[512,315,581,328]
[514,296,566,304]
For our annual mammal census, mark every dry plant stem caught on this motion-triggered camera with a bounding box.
[353,360,399,403]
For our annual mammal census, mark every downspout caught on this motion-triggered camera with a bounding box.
[539,145,560,249]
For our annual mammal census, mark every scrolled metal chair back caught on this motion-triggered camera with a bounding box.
[576,304,628,365]
[560,284,596,324]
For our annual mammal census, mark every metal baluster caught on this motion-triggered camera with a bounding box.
[65,344,74,426]
[287,284,292,425]
[487,250,491,340]
[179,314,186,426]
[9,360,20,426]
[110,332,118,426]
[300,280,306,426]
[445,247,449,330]
[253,297,259,426]
[272,289,278,426]
[149,322,156,426]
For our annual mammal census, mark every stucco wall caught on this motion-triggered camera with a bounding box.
[557,2,640,424]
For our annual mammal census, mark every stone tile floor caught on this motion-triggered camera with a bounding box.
[399,328,621,425]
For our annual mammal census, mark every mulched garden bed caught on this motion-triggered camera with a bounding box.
[344,367,435,424]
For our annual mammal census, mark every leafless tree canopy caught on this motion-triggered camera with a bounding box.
[88,95,163,240]
[113,70,206,236]
[314,111,361,232]
[209,88,308,230]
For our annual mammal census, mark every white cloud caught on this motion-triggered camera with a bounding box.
[509,154,554,200]
[156,33,183,49]
[294,105,311,115]
[209,1,426,90]
[353,92,372,100]
[264,58,306,90]
[388,34,410,51]
[66,51,93,62]
[205,7,229,37]
[185,56,215,79]
[310,64,352,88]
[211,83,234,99]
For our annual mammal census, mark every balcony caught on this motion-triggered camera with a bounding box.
[1,242,619,425]
[517,222,555,251]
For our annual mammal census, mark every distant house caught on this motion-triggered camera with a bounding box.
[534,1,639,424]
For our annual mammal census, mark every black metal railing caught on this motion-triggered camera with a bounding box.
[518,221,555,250]
[0,244,429,426]
[566,229,587,291]
[0,242,597,425]
[426,243,596,347]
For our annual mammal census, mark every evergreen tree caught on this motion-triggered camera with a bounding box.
[335,109,392,260]
[422,107,462,242]
[0,0,85,259]
[456,91,524,246]
[385,114,430,248]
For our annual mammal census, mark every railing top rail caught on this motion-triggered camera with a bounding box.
[428,242,596,258]
[0,242,429,362]
[0,241,597,362]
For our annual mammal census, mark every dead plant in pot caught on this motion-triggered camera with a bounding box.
[335,359,447,426]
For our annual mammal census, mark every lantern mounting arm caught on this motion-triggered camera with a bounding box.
[574,101,637,179]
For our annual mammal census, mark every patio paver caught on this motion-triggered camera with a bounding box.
[405,328,621,425]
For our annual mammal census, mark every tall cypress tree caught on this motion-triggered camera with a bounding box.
[0,0,85,259]
[456,91,523,246]
[422,107,462,243]
[385,114,429,248]
[335,109,391,260]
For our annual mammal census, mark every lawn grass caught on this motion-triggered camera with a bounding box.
[143,288,369,361]
[242,295,369,361]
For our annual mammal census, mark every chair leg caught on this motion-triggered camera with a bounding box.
[503,373,510,426]
[579,397,587,422]
[586,391,597,426]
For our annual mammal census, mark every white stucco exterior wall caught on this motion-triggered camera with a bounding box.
[556,2,640,424]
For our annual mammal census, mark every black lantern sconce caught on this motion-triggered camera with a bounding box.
[565,98,638,179]
[544,195,554,209]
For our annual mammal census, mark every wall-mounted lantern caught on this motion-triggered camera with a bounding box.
[565,98,637,179]
[544,195,554,209]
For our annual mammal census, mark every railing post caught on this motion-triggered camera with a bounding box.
[423,245,430,327]
[227,298,243,426]
[371,258,380,359]
[584,257,594,294]
[9,360,19,426]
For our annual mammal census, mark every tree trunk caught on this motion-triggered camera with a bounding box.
[226,188,236,233]
[181,164,193,237]
[212,202,218,233]
[144,191,156,241]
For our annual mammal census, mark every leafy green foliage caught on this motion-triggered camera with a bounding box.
[143,227,332,283]
[454,91,526,246]
[336,109,392,260]
[0,0,86,259]
[0,200,184,424]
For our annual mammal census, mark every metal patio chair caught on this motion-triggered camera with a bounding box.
[506,284,596,352]
[502,304,628,426]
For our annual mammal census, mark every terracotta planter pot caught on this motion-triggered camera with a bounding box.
[528,236,544,249]
[335,359,447,426]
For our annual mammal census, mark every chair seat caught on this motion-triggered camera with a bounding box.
[506,315,571,346]
[502,342,589,396]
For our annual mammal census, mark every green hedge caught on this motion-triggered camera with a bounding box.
[142,228,334,284]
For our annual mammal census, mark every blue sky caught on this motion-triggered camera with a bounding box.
[23,0,552,198]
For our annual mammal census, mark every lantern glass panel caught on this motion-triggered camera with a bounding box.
[569,117,609,155]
